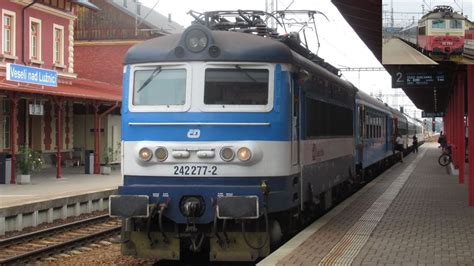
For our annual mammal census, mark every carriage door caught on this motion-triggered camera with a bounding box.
[291,76,300,166]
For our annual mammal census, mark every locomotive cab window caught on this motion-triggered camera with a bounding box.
[133,68,186,106]
[204,68,269,105]
[431,19,446,29]
[449,20,463,29]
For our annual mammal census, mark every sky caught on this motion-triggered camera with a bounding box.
[383,0,474,28]
[140,0,422,117]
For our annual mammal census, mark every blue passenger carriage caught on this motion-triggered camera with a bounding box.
[355,91,394,174]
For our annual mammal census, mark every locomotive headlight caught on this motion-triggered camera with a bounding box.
[155,147,168,162]
[237,147,252,162]
[220,147,235,162]
[185,29,208,52]
[138,147,153,161]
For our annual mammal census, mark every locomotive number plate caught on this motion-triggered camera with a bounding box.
[173,165,218,176]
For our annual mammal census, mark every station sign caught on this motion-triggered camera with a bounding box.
[6,63,57,87]
[421,111,444,118]
[392,70,447,88]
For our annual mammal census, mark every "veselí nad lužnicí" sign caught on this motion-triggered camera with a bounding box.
[6,63,57,87]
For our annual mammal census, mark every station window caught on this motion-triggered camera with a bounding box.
[53,24,64,65]
[431,19,445,29]
[2,10,15,56]
[204,68,268,105]
[133,68,187,106]
[306,98,353,138]
[30,18,42,62]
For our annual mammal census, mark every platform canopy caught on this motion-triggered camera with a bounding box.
[331,0,382,61]
[331,0,457,113]
[0,78,121,102]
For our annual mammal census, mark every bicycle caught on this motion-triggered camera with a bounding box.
[438,145,452,166]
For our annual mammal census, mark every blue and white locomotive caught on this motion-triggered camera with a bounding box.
[110,10,423,262]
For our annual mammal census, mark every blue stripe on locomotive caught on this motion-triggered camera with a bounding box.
[120,64,296,224]
[122,64,292,142]
[119,175,298,224]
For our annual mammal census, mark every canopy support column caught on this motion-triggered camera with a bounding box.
[468,65,474,206]
[93,103,100,174]
[9,93,18,184]
[457,73,465,184]
[55,98,64,179]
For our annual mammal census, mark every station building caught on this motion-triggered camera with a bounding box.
[0,0,182,184]
[72,0,183,173]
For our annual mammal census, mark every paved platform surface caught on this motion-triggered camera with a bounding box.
[0,166,121,208]
[259,143,474,265]
[382,38,438,65]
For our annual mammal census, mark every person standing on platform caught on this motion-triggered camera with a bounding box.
[396,134,404,162]
[438,131,447,149]
[412,135,418,153]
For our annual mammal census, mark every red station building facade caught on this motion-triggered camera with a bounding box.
[72,0,182,173]
[0,0,121,184]
[0,0,182,184]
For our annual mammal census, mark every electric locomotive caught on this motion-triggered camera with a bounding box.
[397,6,465,61]
[110,10,422,262]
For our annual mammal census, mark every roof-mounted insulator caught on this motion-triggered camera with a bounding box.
[256,23,267,36]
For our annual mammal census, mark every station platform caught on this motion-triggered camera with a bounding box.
[382,38,438,65]
[0,167,121,235]
[259,143,474,265]
[0,167,121,209]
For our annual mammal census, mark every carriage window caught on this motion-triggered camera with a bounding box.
[204,69,268,105]
[133,68,186,106]
[306,98,353,138]
[432,20,445,29]
[449,20,463,29]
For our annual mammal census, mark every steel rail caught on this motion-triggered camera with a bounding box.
[0,214,120,264]
[0,214,111,246]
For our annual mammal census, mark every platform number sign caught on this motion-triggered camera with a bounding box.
[392,70,447,88]
[422,111,444,118]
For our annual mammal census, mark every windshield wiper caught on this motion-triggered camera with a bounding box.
[137,66,162,93]
[235,65,257,82]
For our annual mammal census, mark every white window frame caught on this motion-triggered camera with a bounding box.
[29,17,42,63]
[2,9,16,57]
[199,62,275,113]
[52,23,64,66]
[128,63,192,112]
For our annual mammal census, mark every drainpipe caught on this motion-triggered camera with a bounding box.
[22,0,40,64]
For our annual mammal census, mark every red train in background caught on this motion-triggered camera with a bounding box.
[397,6,466,61]
[465,27,474,60]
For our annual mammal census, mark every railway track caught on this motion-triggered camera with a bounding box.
[0,214,121,265]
